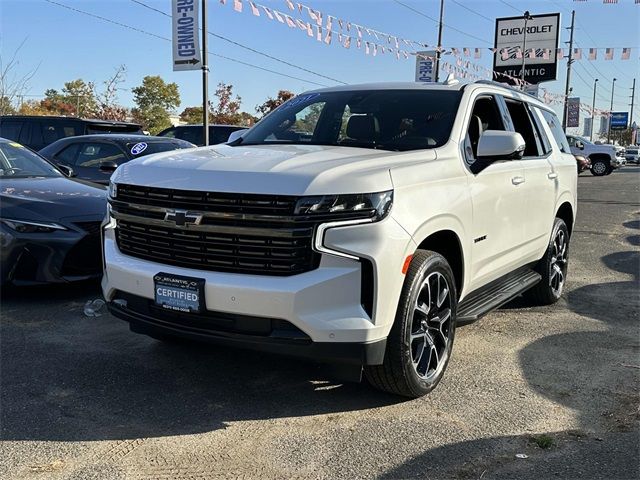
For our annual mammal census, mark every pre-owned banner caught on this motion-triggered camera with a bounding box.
[493,13,560,85]
[172,0,202,71]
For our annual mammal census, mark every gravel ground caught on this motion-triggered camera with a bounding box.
[1,166,639,480]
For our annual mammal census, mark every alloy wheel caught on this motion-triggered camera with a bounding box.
[592,161,606,175]
[550,229,568,296]
[410,272,453,381]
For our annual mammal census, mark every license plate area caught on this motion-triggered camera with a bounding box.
[154,272,205,313]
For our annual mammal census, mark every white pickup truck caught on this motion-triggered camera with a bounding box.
[103,80,577,397]
[567,135,626,176]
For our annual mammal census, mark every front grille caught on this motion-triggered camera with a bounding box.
[112,185,327,276]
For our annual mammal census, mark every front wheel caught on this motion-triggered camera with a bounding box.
[526,218,569,305]
[591,159,609,176]
[365,250,457,398]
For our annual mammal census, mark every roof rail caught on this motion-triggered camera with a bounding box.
[471,80,540,99]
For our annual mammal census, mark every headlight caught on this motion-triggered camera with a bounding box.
[294,190,393,221]
[1,219,68,233]
[108,181,118,199]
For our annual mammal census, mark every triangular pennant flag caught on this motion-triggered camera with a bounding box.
[285,0,294,11]
[325,29,332,45]
[273,10,284,23]
[262,6,274,19]
[365,42,370,55]
[344,36,351,49]
[285,15,296,28]
[248,1,260,16]
[316,25,322,41]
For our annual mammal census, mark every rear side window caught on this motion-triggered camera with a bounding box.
[538,108,571,154]
[0,121,22,141]
[211,127,239,144]
[41,121,80,145]
[74,142,127,167]
[55,143,81,164]
[176,127,202,145]
[503,99,542,157]
[159,127,177,138]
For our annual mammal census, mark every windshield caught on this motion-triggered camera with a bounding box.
[0,142,62,178]
[126,141,193,157]
[237,90,463,152]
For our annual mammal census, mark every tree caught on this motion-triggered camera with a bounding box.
[96,65,129,121]
[131,76,180,133]
[256,90,295,117]
[179,106,205,124]
[62,79,98,117]
[132,75,180,134]
[0,39,39,115]
[40,88,75,116]
[17,100,49,116]
[210,82,243,125]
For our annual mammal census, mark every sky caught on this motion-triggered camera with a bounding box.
[1,0,639,134]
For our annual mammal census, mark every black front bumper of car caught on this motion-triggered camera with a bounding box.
[0,220,103,285]
[107,291,387,367]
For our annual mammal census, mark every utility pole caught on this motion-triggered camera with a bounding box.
[202,0,210,146]
[608,77,617,144]
[590,78,598,142]
[562,10,575,132]
[630,78,636,126]
[520,11,533,88]
[434,0,444,82]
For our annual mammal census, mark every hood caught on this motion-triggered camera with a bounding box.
[112,144,435,195]
[0,177,107,224]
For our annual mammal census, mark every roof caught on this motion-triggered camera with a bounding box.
[0,115,140,126]
[170,124,245,128]
[306,81,465,94]
[52,134,189,142]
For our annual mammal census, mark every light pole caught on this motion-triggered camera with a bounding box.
[434,0,445,82]
[590,78,598,141]
[520,11,533,88]
[608,77,617,144]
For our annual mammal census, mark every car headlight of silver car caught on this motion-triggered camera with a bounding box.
[1,219,68,233]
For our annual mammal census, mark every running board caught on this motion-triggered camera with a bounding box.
[457,268,542,325]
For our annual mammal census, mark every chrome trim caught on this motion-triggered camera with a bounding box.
[314,218,374,260]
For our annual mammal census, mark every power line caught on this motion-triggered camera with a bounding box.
[43,0,331,88]
[391,0,492,46]
[450,0,493,22]
[130,0,346,85]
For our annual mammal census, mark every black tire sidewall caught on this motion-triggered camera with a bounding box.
[591,159,608,176]
[536,218,569,302]
[396,251,458,397]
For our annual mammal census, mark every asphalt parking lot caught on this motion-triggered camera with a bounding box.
[1,167,639,480]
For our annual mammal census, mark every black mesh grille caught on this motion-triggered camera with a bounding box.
[113,185,323,276]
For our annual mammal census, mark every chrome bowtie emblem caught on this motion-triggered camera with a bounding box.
[164,209,203,227]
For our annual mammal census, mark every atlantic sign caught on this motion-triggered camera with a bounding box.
[493,13,560,85]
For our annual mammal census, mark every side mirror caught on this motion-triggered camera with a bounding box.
[57,164,75,177]
[575,141,585,150]
[227,129,248,143]
[99,160,118,172]
[477,130,526,161]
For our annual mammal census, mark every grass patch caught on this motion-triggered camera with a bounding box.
[532,434,555,449]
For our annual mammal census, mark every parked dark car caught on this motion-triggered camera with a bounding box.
[39,134,195,185]
[0,115,143,150]
[0,137,107,285]
[575,154,591,174]
[157,124,246,146]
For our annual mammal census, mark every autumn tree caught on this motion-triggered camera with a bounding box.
[96,65,129,121]
[62,79,98,117]
[256,90,295,117]
[0,39,39,115]
[209,83,243,125]
[179,106,205,124]
[132,75,180,134]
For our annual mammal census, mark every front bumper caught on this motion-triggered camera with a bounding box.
[0,219,103,285]
[102,214,414,352]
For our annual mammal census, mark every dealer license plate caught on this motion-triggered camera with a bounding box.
[154,272,205,313]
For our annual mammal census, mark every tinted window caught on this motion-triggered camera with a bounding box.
[159,127,177,138]
[55,143,81,164]
[0,121,22,141]
[0,142,61,178]
[239,90,463,151]
[75,143,127,167]
[538,109,571,154]
[530,107,552,155]
[504,99,542,157]
[40,121,79,145]
[125,141,192,157]
[176,127,201,145]
[211,126,241,144]
[86,125,142,135]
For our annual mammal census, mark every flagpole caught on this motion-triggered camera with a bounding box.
[562,10,575,132]
[202,0,209,146]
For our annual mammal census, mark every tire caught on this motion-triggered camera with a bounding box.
[526,218,569,306]
[605,166,613,175]
[590,159,609,176]
[365,250,457,398]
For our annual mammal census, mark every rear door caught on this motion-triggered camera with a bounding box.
[501,97,557,259]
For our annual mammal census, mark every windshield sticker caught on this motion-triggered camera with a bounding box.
[131,142,148,155]
[8,142,23,148]
[280,93,321,110]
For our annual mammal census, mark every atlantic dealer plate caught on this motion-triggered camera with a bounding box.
[154,272,205,313]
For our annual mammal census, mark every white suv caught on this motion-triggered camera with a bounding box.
[103,81,576,397]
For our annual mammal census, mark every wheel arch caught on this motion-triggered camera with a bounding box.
[588,153,611,164]
[555,201,574,236]
[415,229,465,297]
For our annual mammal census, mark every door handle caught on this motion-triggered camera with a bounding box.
[511,176,525,185]
[547,172,558,180]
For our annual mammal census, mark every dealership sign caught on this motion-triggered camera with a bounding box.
[172,0,202,71]
[567,97,580,128]
[493,13,560,85]
[415,51,437,82]
[610,112,629,131]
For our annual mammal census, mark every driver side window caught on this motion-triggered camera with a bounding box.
[465,95,506,166]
